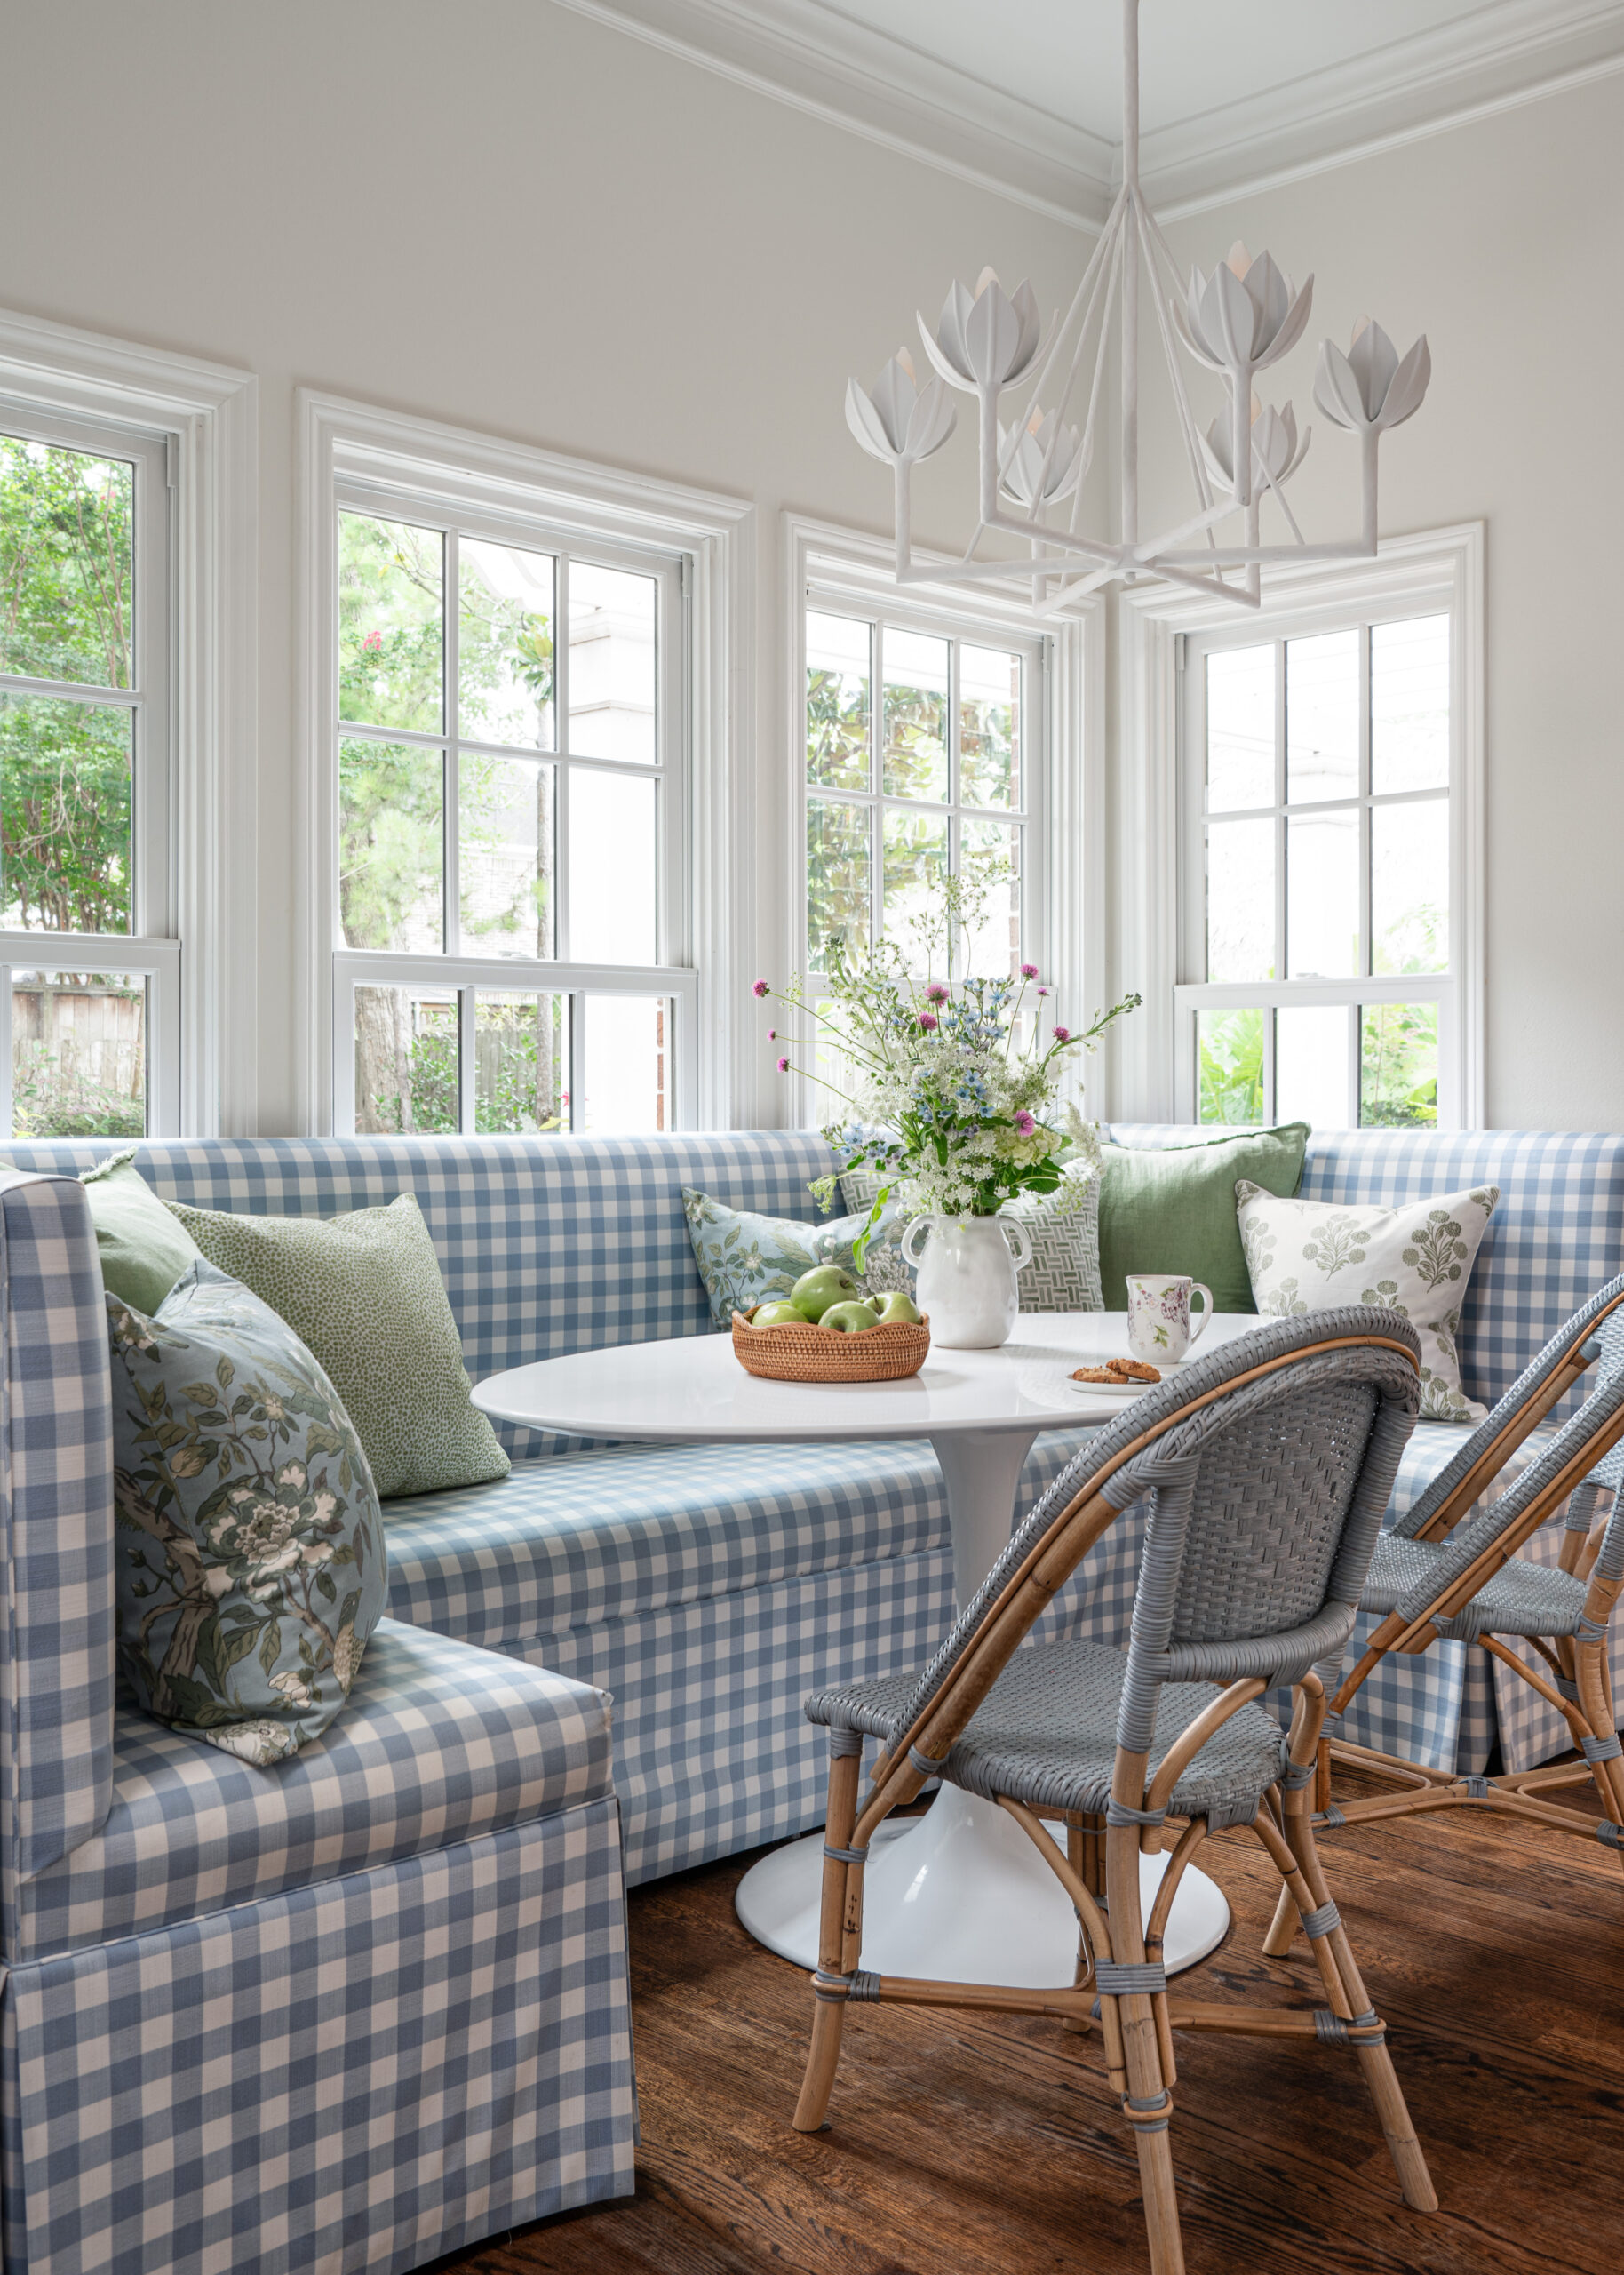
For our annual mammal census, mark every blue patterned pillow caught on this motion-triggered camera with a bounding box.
[107,1260,388,1765]
[681,1187,912,1329]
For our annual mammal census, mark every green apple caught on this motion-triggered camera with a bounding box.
[790,1264,864,1321]
[820,1299,882,1335]
[751,1299,807,1328]
[872,1290,923,1326]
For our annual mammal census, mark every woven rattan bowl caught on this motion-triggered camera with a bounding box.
[730,1305,931,1383]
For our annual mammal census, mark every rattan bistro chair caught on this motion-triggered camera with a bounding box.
[1268,1292,1624,1947]
[794,1312,1434,2275]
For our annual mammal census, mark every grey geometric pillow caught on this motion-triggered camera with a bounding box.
[839,1168,1103,1312]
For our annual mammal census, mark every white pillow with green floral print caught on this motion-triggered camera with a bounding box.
[681,1188,911,1329]
[1235,1177,1500,1423]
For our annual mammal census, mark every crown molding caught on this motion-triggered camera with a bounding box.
[550,0,1113,229]
[554,0,1624,227]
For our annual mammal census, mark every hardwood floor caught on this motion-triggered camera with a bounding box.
[440,1780,1622,2274]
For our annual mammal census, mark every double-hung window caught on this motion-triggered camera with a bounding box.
[0,404,178,1137]
[1176,597,1467,1130]
[332,491,691,1135]
[801,595,1046,998]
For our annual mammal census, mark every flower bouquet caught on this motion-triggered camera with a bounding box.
[754,874,1139,1343]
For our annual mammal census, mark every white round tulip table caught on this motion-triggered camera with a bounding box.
[474,1310,1258,1988]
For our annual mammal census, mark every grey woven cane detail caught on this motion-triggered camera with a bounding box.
[807,1640,1292,1823]
[1314,2009,1349,2046]
[1588,1305,1624,1492]
[1597,1821,1624,1850]
[1362,1532,1590,1641]
[908,1745,950,1776]
[1396,1271,1624,1540]
[1564,1481,1603,1536]
[1577,1614,1609,1643]
[848,1970,881,2002]
[823,1843,868,1864]
[1279,1758,1318,1790]
[888,1312,1422,1748]
[1387,1361,1624,1631]
[1302,1902,1341,1940]
[1556,1676,1580,1702]
[1461,1776,1491,1799]
[827,1728,864,1760]
[1581,1733,1623,1764]
[1106,1798,1167,1828]
[1317,1803,1348,1830]
[1095,1961,1166,1995]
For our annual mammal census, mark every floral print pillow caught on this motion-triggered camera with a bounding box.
[108,1261,388,1765]
[681,1189,912,1329]
[1235,1178,1500,1423]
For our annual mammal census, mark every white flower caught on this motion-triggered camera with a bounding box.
[999,406,1085,510]
[1314,318,1430,434]
[1177,243,1314,377]
[270,1669,314,1708]
[846,347,957,467]
[918,268,1044,395]
[1202,396,1310,494]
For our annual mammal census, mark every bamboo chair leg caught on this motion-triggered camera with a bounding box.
[792,1746,864,2134]
[1062,1819,1094,2034]
[1106,1818,1187,2275]
[1261,1879,1299,1957]
[1286,1814,1437,2215]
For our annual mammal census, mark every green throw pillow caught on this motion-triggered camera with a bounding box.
[1098,1124,1310,1313]
[108,1259,388,1765]
[45,1149,203,1316]
[162,1192,510,1500]
[681,1187,912,1329]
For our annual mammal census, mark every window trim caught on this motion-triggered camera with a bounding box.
[1118,524,1485,1129]
[298,392,755,1137]
[0,306,257,1136]
[784,515,1103,1135]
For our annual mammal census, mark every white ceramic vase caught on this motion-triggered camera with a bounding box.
[901,1211,1033,1350]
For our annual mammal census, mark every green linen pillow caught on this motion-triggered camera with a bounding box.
[681,1188,912,1329]
[162,1192,509,1499]
[1098,1123,1310,1313]
[108,1259,387,1765]
[80,1148,203,1314]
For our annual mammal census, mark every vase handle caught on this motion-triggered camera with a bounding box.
[1000,1216,1033,1272]
[901,1214,935,1268]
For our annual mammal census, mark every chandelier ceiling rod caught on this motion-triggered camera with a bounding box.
[844,0,1433,613]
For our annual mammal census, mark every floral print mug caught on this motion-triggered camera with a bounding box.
[1126,1273,1214,1364]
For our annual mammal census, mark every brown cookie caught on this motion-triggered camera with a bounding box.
[1107,1357,1161,1383]
[1071,1366,1123,1384]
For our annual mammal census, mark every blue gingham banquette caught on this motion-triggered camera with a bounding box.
[0,1169,635,2275]
[1,1125,1621,2269]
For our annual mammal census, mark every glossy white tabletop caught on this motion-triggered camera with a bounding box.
[473,1310,1259,1443]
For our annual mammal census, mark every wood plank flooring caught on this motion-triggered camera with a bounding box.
[437,1779,1623,2275]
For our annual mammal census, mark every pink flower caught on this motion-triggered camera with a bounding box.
[362,629,382,653]
[925,983,950,1004]
[1036,986,1050,997]
[752,979,769,997]
[1020,962,1039,979]
[1052,1025,1071,1042]
[919,1012,938,1031]
[1014,1109,1036,1134]
[776,1057,789,1072]
[768,1029,776,1041]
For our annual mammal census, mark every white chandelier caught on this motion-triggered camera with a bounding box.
[845,0,1431,612]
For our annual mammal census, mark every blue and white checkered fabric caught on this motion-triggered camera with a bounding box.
[1110,1126,1624,1417]
[385,1440,953,1643]
[2,1133,839,1459]
[2,1798,635,2275]
[17,1621,616,1960]
[0,1173,115,1952]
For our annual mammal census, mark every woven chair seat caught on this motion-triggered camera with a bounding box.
[807,1639,1288,1823]
[1363,1532,1588,1642]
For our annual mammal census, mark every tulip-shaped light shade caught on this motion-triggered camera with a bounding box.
[999,404,1086,510]
[917,267,1045,395]
[1176,241,1315,377]
[1314,318,1431,434]
[1202,395,1310,494]
[845,347,958,467]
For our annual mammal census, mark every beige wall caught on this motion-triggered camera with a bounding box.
[4,4,1620,1130]
[1126,72,1624,1130]
[0,0,1084,1130]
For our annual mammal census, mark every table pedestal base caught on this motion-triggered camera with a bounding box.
[735,1784,1230,1987]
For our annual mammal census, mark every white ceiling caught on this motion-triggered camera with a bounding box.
[553,0,1624,222]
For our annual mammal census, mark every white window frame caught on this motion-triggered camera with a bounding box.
[298,395,754,1137]
[1118,525,1485,1129]
[0,308,256,1135]
[784,515,1103,1134]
